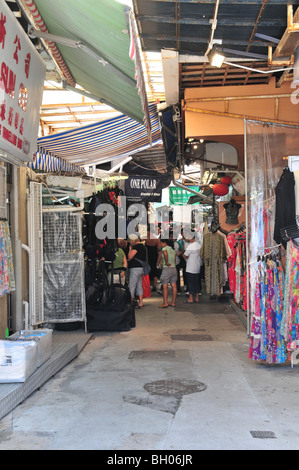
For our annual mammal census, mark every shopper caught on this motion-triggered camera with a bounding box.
[108,240,127,285]
[158,239,177,308]
[127,234,146,308]
[178,230,188,293]
[143,228,161,291]
[184,235,202,304]
[173,233,185,294]
[117,238,129,258]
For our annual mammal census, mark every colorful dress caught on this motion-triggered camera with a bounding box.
[281,239,299,351]
[249,258,286,363]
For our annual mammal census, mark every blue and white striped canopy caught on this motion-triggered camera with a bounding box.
[35,104,162,169]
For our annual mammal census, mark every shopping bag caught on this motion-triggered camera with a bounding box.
[142,274,151,298]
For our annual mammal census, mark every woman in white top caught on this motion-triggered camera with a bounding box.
[184,235,202,304]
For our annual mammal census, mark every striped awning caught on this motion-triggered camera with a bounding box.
[28,152,85,173]
[35,104,162,168]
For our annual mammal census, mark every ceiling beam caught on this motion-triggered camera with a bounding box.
[274,5,299,57]
[246,0,270,52]
[40,109,119,118]
[136,15,283,28]
[139,34,270,49]
[41,102,115,110]
[136,0,298,4]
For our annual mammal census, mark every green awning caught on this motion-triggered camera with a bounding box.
[33,0,145,124]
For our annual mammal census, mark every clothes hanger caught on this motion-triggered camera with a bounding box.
[280,225,299,242]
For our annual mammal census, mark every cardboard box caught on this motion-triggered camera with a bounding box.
[0,340,38,383]
[9,329,52,367]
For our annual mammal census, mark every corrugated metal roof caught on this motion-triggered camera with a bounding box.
[134,0,298,91]
[134,0,294,56]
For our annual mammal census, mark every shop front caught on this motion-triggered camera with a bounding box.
[0,1,45,338]
[182,76,299,364]
[246,121,299,365]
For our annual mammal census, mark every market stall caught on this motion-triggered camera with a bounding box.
[246,120,299,365]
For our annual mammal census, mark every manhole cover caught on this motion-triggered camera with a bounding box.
[144,379,207,398]
[250,431,276,439]
[129,350,176,359]
[171,334,213,341]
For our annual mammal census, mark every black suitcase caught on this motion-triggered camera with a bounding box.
[86,282,135,332]
[86,268,135,331]
[86,301,135,332]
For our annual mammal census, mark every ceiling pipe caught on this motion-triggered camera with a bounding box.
[108,156,132,173]
[223,60,293,75]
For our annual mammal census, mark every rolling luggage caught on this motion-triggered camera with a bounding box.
[86,265,135,332]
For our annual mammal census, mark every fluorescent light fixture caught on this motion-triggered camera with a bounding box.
[208,47,225,67]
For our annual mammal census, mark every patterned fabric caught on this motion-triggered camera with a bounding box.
[0,220,15,297]
[200,232,226,296]
[281,239,299,351]
[227,233,247,310]
[249,257,286,363]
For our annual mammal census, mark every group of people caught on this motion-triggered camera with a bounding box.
[112,231,202,310]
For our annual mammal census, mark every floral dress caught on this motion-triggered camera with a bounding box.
[249,258,286,363]
[281,239,299,351]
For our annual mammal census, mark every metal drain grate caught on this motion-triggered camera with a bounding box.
[129,350,176,359]
[144,379,207,398]
[250,431,276,439]
[171,334,213,341]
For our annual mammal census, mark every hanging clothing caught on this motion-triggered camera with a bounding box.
[200,232,226,296]
[0,220,15,297]
[280,239,299,351]
[249,257,286,364]
[226,232,247,309]
[274,168,296,248]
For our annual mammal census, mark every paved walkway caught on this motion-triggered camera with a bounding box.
[0,291,298,450]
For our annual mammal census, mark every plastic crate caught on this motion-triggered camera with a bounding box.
[9,329,52,367]
[0,340,38,383]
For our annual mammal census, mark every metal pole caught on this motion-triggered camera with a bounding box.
[244,119,250,338]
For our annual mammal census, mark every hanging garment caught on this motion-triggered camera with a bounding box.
[0,222,9,296]
[200,232,226,296]
[2,221,15,292]
[249,257,286,364]
[227,232,238,295]
[280,239,299,351]
[274,168,296,248]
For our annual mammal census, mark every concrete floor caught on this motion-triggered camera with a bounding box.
[0,291,299,451]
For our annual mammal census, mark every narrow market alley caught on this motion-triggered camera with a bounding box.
[0,291,299,451]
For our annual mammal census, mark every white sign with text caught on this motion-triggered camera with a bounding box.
[0,1,46,162]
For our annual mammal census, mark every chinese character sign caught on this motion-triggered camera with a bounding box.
[0,2,45,162]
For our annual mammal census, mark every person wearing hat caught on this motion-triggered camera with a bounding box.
[127,234,147,308]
